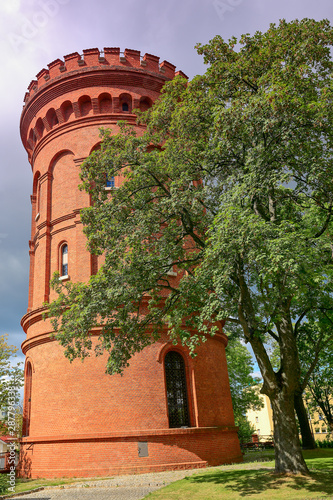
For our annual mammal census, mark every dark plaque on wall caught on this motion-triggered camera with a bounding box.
[138,441,149,457]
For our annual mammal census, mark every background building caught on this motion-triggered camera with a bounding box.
[247,390,331,443]
[247,393,274,440]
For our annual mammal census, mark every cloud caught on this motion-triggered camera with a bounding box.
[0,0,21,15]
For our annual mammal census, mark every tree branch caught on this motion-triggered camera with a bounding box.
[313,203,332,239]
[225,317,241,325]
[294,309,310,338]
[267,329,279,342]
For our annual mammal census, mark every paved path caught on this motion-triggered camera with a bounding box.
[9,488,157,500]
[8,463,273,500]
[8,468,208,500]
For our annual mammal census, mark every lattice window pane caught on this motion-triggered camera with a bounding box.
[106,176,115,188]
[61,244,68,276]
[165,351,190,428]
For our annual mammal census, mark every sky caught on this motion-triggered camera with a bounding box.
[0,0,332,369]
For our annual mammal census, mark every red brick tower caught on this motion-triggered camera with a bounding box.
[19,48,242,478]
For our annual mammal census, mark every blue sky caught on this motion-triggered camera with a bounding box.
[0,0,332,369]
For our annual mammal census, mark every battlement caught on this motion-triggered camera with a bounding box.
[23,48,187,105]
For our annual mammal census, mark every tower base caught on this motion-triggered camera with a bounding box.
[19,426,242,478]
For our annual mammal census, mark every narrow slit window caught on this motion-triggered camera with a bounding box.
[61,244,68,276]
[23,362,32,437]
[37,178,41,215]
[122,102,129,112]
[165,351,190,428]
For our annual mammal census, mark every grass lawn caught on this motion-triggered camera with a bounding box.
[143,449,333,499]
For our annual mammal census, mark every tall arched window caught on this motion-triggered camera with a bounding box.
[37,178,41,217]
[23,362,32,437]
[61,244,68,277]
[165,351,190,428]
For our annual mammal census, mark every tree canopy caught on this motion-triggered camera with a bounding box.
[49,18,333,474]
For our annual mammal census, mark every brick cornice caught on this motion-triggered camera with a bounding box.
[20,425,239,444]
[39,171,52,183]
[50,213,76,226]
[73,157,87,166]
[21,306,48,333]
[21,332,54,354]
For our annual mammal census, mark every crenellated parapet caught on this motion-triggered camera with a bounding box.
[23,47,187,104]
[20,48,187,164]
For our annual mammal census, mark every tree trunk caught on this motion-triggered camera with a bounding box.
[237,271,309,475]
[294,393,316,449]
[271,390,309,475]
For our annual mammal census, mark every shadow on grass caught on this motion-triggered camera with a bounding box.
[307,458,333,471]
[186,468,333,497]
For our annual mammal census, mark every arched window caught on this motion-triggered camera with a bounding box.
[119,93,132,113]
[37,178,41,217]
[165,351,190,428]
[60,100,74,122]
[35,117,45,139]
[61,244,68,277]
[46,108,59,128]
[98,93,112,113]
[32,172,41,222]
[78,95,92,117]
[139,96,152,112]
[28,128,37,148]
[23,362,32,437]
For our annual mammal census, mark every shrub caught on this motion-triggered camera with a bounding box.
[0,473,8,494]
[236,415,256,444]
[316,439,333,448]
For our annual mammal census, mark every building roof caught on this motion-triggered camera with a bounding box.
[0,436,11,444]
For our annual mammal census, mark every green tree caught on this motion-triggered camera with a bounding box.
[236,415,257,444]
[224,334,263,443]
[225,334,263,422]
[0,335,23,435]
[48,19,333,474]
[303,342,333,433]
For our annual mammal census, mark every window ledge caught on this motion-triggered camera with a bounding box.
[59,275,69,281]
[104,186,116,191]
